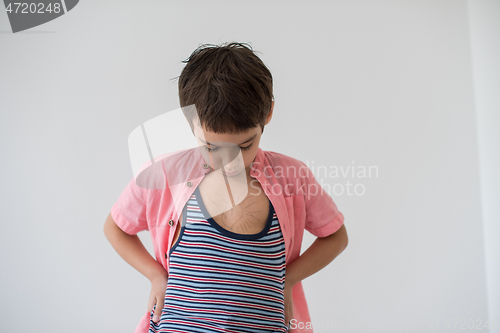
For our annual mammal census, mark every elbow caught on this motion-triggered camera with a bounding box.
[338,224,348,251]
[103,212,116,237]
[343,227,348,249]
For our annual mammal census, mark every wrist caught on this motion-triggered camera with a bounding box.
[147,266,168,283]
[285,267,300,289]
[285,276,298,290]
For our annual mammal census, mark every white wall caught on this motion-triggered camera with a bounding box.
[0,1,495,332]
[467,1,500,331]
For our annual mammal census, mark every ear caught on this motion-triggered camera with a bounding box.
[265,101,274,125]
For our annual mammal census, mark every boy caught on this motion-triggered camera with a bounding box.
[104,42,348,333]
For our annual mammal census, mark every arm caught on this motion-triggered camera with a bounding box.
[103,212,168,282]
[285,224,348,288]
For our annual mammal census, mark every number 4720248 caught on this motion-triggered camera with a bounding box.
[5,2,62,14]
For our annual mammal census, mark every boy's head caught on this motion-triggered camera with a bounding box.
[178,42,274,135]
[178,42,274,177]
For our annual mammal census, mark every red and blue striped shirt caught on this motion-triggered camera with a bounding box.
[149,187,288,332]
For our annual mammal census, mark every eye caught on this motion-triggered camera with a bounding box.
[204,142,253,152]
[240,143,253,151]
[205,143,252,152]
[204,146,219,152]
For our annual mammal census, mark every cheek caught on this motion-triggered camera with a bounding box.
[243,150,258,168]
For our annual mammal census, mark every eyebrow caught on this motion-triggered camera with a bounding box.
[198,134,257,147]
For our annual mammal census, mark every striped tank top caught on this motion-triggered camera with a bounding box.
[149,185,288,333]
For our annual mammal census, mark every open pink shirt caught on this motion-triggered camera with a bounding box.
[111,146,345,333]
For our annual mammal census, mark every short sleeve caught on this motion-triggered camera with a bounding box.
[300,161,344,238]
[110,177,149,235]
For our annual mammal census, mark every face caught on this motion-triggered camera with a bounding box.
[191,102,274,178]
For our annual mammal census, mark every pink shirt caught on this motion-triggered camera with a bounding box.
[111,146,345,333]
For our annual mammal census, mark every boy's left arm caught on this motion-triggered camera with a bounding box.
[285,224,348,288]
[282,225,348,326]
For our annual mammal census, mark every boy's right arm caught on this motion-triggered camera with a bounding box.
[104,212,168,323]
[103,212,168,282]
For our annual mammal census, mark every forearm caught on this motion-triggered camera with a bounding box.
[285,224,348,288]
[103,213,168,282]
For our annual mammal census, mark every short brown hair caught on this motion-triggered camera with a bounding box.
[177,42,274,134]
